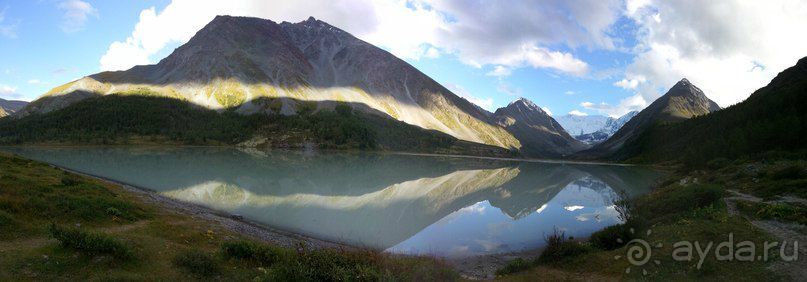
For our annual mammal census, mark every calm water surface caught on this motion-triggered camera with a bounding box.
[2,147,663,258]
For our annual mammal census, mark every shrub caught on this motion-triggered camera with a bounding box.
[495,258,532,276]
[48,223,133,260]
[589,223,637,250]
[266,249,381,281]
[536,228,591,264]
[173,250,221,277]
[60,175,81,186]
[220,240,285,265]
[635,184,723,223]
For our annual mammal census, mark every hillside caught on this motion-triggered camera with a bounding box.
[619,56,807,165]
[583,78,720,160]
[0,94,511,156]
[15,15,523,152]
[492,98,587,157]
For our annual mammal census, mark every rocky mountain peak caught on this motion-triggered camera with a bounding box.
[507,97,542,113]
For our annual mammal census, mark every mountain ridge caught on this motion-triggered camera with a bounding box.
[492,97,587,157]
[17,15,527,152]
[615,56,807,164]
[582,78,722,160]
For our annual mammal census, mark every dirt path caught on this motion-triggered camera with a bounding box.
[724,190,807,281]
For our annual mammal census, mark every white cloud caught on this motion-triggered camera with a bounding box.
[616,1,807,112]
[541,107,553,116]
[486,65,512,77]
[568,110,588,116]
[27,79,41,84]
[564,90,576,95]
[445,83,495,112]
[98,0,620,75]
[424,47,440,59]
[58,0,98,33]
[613,75,645,90]
[0,84,20,99]
[581,94,646,118]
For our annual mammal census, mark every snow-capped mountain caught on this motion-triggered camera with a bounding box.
[555,114,610,136]
[558,111,639,145]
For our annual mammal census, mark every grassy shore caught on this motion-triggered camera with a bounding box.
[0,152,457,281]
[496,158,806,281]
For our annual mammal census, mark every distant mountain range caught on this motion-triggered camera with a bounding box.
[556,111,638,145]
[581,78,721,160]
[0,98,29,118]
[6,15,583,158]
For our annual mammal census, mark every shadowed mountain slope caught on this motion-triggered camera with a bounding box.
[492,98,588,157]
[582,78,720,160]
[607,56,807,165]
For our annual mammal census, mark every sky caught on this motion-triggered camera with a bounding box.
[1,0,807,118]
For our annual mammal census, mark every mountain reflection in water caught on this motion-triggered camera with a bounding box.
[2,147,663,258]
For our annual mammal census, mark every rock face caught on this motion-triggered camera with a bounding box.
[492,98,588,157]
[0,98,28,117]
[19,15,521,150]
[585,78,720,158]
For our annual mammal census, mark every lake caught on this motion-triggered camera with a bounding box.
[1,146,663,258]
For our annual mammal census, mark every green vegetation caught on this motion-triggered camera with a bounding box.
[172,250,221,277]
[0,94,510,156]
[0,95,259,145]
[48,224,134,260]
[737,201,807,225]
[0,152,456,281]
[535,230,592,265]
[497,165,791,280]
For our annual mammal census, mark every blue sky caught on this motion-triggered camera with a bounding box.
[2,1,806,118]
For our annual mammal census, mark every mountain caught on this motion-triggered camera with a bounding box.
[15,15,522,152]
[492,98,588,157]
[583,78,720,160]
[0,98,28,117]
[610,56,807,165]
[573,111,638,144]
[555,114,610,136]
[556,111,638,145]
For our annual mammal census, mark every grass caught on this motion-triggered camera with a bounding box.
[737,201,807,225]
[0,152,457,281]
[172,250,221,277]
[48,224,134,260]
